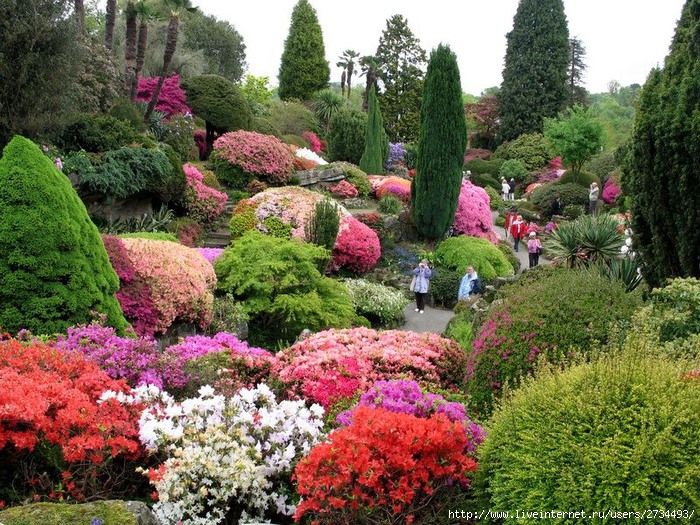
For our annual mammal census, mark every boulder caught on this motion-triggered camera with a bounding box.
[0,500,157,525]
[296,167,346,187]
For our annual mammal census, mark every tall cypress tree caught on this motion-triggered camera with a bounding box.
[359,85,388,174]
[624,1,700,286]
[412,44,467,241]
[498,0,569,143]
[278,0,330,101]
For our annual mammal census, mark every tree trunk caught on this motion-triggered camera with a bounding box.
[124,1,137,98]
[74,0,85,30]
[347,63,354,99]
[144,15,179,121]
[130,21,149,101]
[104,0,117,52]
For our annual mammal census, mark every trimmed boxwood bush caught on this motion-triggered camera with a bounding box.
[55,113,139,153]
[529,181,589,218]
[556,169,601,188]
[429,267,462,308]
[0,136,128,335]
[492,132,551,171]
[475,346,700,517]
[464,158,504,179]
[467,266,643,416]
[435,236,514,282]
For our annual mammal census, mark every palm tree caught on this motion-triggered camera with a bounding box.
[312,89,345,135]
[124,0,137,98]
[144,0,198,121]
[359,55,379,110]
[130,0,159,101]
[341,49,359,98]
[104,0,117,52]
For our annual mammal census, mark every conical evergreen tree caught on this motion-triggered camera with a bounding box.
[278,0,330,101]
[0,136,128,335]
[360,85,388,174]
[624,1,700,286]
[412,44,467,241]
[498,0,569,143]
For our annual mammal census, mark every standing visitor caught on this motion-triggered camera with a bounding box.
[550,194,563,217]
[510,214,526,252]
[458,266,481,301]
[504,206,517,239]
[411,259,432,314]
[527,231,542,268]
[508,178,516,200]
[501,178,510,201]
[589,182,600,215]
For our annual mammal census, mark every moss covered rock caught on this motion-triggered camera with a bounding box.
[0,501,156,525]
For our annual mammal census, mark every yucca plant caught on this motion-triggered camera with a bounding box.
[545,213,624,268]
[603,257,643,292]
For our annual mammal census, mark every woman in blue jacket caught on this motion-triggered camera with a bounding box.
[411,259,432,313]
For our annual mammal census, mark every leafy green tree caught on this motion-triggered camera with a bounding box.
[278,0,330,101]
[239,74,274,112]
[327,107,367,164]
[498,0,569,143]
[412,44,467,240]
[624,2,700,286]
[544,104,603,180]
[375,15,427,142]
[0,136,128,335]
[359,86,388,174]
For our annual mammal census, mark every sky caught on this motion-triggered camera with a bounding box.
[192,0,687,96]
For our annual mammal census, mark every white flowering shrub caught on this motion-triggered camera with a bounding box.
[295,147,327,165]
[343,278,409,327]
[128,383,325,524]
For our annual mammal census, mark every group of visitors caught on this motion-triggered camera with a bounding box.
[501,178,516,201]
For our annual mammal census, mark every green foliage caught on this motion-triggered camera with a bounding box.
[56,114,139,153]
[529,182,589,218]
[375,15,427,142]
[312,89,345,134]
[92,205,176,235]
[586,151,618,181]
[497,239,521,274]
[647,277,700,344]
[588,88,637,151]
[484,186,501,209]
[118,232,179,242]
[475,346,700,516]
[544,213,624,269]
[493,132,551,171]
[556,169,600,188]
[262,216,293,239]
[278,0,330,101]
[345,172,371,198]
[249,116,282,137]
[159,114,197,161]
[327,107,367,164]
[305,199,340,250]
[181,75,252,133]
[281,134,309,148]
[109,98,148,133]
[0,136,127,335]
[359,86,389,174]
[435,236,514,281]
[342,278,408,327]
[211,157,252,190]
[498,0,569,142]
[214,230,355,347]
[0,501,140,525]
[208,293,249,337]
[562,204,585,220]
[240,74,275,110]
[378,194,403,214]
[544,104,604,177]
[444,309,475,351]
[624,5,700,286]
[412,44,467,240]
[464,158,505,180]
[497,159,528,182]
[265,99,320,136]
[429,267,462,308]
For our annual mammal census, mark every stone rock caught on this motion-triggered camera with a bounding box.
[0,500,157,525]
[296,167,346,187]
[124,501,159,525]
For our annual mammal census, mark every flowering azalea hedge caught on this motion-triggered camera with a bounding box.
[453,180,500,243]
[212,130,294,185]
[183,163,228,225]
[331,215,381,275]
[375,175,412,202]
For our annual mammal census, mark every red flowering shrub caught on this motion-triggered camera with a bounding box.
[212,130,294,185]
[464,148,492,162]
[183,163,228,225]
[329,179,359,198]
[330,215,381,274]
[294,406,477,524]
[275,327,468,410]
[193,129,207,160]
[302,131,322,153]
[292,155,318,171]
[135,74,191,117]
[376,176,412,202]
[453,180,500,244]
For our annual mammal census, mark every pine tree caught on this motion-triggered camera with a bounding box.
[360,85,388,174]
[278,0,330,101]
[624,1,700,286]
[412,44,467,241]
[567,37,588,107]
[375,15,427,142]
[498,0,569,143]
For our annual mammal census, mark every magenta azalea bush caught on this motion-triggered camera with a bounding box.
[212,130,294,184]
[329,180,359,198]
[330,215,381,275]
[275,328,469,410]
[602,178,621,204]
[453,180,500,244]
[183,163,228,225]
[301,131,322,153]
[135,74,191,117]
[195,247,224,265]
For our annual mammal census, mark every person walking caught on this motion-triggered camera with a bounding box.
[550,194,563,217]
[501,178,510,201]
[504,206,517,240]
[458,266,481,301]
[589,182,600,216]
[508,178,516,200]
[527,231,543,268]
[510,214,526,252]
[411,259,432,314]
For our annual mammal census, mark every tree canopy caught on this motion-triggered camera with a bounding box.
[544,104,603,178]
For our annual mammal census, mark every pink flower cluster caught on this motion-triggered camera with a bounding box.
[375,176,412,202]
[119,238,216,334]
[329,180,359,198]
[275,327,468,410]
[195,248,224,265]
[367,175,387,195]
[602,178,621,204]
[213,130,294,184]
[183,163,228,225]
[330,215,381,274]
[135,74,191,117]
[452,180,500,244]
[301,131,322,153]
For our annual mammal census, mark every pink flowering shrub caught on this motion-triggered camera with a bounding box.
[212,130,294,184]
[329,180,359,198]
[135,74,191,117]
[195,247,224,265]
[301,131,322,153]
[367,175,386,196]
[183,163,228,225]
[275,327,469,410]
[119,238,216,335]
[602,178,621,204]
[376,176,412,202]
[330,215,381,275]
[453,180,500,244]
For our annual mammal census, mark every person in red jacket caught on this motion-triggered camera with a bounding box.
[510,215,526,252]
[504,207,517,240]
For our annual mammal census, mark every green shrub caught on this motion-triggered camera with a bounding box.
[475,346,700,517]
[109,98,147,132]
[562,203,584,219]
[464,158,504,179]
[261,216,292,238]
[544,214,625,269]
[529,181,589,218]
[327,107,367,164]
[281,133,309,148]
[265,99,320,136]
[556,169,600,188]
[211,155,252,190]
[484,186,501,210]
[467,267,643,416]
[496,239,520,274]
[586,151,617,182]
[56,113,139,153]
[306,199,340,250]
[498,158,528,182]
[429,267,462,308]
[342,278,408,327]
[492,132,551,171]
[0,501,141,525]
[403,143,418,169]
[435,236,514,282]
[208,293,249,337]
[0,136,128,335]
[159,114,197,161]
[118,232,179,242]
[214,230,355,347]
[378,194,403,214]
[644,277,700,347]
[444,309,475,351]
[249,116,282,137]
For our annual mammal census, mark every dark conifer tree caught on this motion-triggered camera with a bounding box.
[498,0,569,143]
[567,37,588,107]
[412,44,467,241]
[360,85,388,174]
[624,1,700,286]
[278,0,330,101]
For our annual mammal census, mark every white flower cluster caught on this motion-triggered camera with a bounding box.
[133,383,326,524]
[620,227,636,258]
[295,147,327,165]
[343,278,409,326]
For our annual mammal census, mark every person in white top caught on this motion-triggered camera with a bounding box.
[501,178,510,201]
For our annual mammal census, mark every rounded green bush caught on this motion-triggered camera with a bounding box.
[484,186,501,210]
[429,267,462,308]
[56,113,139,153]
[378,194,403,214]
[435,236,514,282]
[529,182,589,218]
[493,132,551,171]
[342,278,408,327]
[464,158,504,179]
[498,158,528,182]
[556,169,601,188]
[327,107,367,164]
[475,349,700,517]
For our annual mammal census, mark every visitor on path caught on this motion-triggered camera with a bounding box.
[527,231,543,268]
[589,182,600,215]
[411,259,432,314]
[501,178,510,201]
[510,215,526,252]
[504,206,517,239]
[550,194,563,217]
[508,178,516,200]
[458,266,481,301]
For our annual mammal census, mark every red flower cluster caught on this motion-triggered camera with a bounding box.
[294,406,477,523]
[330,216,381,275]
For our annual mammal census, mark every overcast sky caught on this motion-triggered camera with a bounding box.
[192,0,686,95]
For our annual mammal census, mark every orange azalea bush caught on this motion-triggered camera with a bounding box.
[375,176,412,202]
